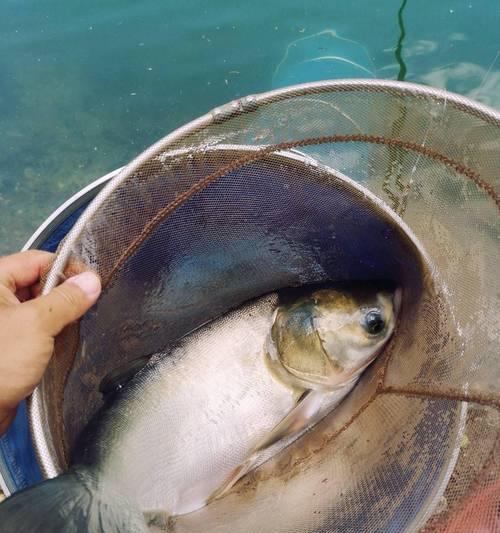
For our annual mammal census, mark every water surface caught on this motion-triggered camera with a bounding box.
[0,0,498,253]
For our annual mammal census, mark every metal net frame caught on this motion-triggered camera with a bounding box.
[29,80,499,532]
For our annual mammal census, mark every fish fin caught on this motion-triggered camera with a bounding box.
[0,469,147,533]
[252,389,324,451]
[208,390,324,503]
[99,354,153,396]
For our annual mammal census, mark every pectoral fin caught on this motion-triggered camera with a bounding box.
[253,389,324,451]
[208,390,324,503]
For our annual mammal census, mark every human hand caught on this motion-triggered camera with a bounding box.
[0,250,101,435]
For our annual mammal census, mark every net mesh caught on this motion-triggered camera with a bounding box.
[30,80,499,532]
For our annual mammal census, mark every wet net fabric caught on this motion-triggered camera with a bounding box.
[31,81,499,531]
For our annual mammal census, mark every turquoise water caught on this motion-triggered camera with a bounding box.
[1,0,498,254]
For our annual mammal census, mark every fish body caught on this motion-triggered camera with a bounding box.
[0,284,398,532]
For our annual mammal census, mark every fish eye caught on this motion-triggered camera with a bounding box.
[362,309,386,336]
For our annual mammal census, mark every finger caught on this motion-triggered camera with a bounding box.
[0,251,54,293]
[22,271,101,336]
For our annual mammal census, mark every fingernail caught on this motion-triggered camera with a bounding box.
[67,272,101,299]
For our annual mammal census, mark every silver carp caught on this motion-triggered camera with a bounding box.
[0,284,399,532]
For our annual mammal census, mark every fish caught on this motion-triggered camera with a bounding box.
[0,283,399,533]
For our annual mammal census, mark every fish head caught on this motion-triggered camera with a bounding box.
[272,285,401,390]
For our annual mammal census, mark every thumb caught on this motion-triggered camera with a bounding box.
[24,271,101,336]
